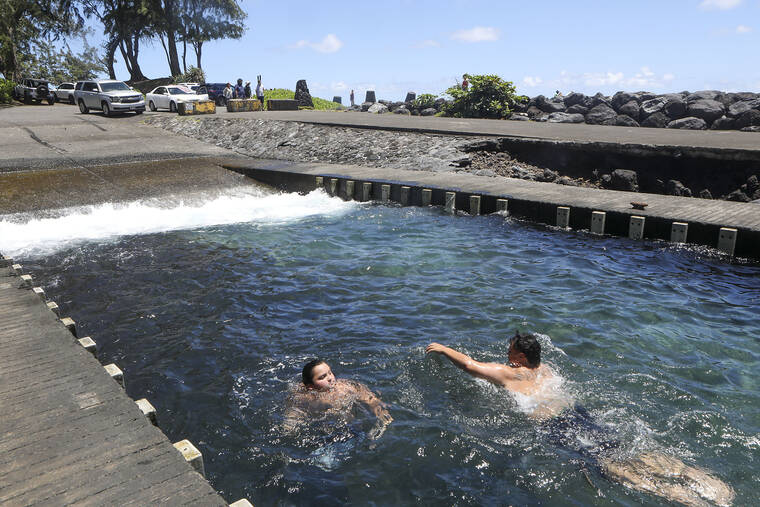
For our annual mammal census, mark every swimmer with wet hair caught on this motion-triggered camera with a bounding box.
[284,359,392,439]
[426,331,735,507]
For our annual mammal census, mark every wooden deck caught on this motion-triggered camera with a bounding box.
[0,263,227,505]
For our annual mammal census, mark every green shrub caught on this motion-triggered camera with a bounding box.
[441,74,526,119]
[413,93,437,109]
[173,66,205,84]
[0,79,15,104]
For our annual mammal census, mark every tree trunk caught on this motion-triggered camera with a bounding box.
[119,41,133,77]
[105,37,118,80]
[163,0,182,76]
[193,41,203,70]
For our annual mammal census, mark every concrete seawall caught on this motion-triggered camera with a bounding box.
[223,158,760,260]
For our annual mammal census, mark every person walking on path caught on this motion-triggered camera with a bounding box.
[234,78,245,99]
[223,83,233,104]
[256,75,264,109]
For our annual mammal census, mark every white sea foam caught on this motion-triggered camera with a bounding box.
[0,188,358,259]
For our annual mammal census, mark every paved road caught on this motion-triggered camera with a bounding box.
[213,109,760,152]
[0,103,238,172]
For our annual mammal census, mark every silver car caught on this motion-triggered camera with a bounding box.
[74,80,145,116]
[54,82,76,104]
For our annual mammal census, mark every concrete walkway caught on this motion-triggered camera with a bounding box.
[0,263,227,505]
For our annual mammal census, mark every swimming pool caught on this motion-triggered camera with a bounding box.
[4,186,758,505]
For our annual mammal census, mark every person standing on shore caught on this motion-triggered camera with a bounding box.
[234,78,245,99]
[462,74,469,91]
[223,83,233,104]
[256,75,264,109]
[244,81,252,99]
[350,89,355,107]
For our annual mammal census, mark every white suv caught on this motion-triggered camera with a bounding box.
[74,80,145,116]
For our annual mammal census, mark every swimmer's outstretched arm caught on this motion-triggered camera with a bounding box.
[426,343,515,387]
[355,383,393,425]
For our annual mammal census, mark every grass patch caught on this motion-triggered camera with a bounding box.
[264,88,343,110]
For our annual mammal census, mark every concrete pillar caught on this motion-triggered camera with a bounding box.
[32,287,46,301]
[496,199,509,213]
[315,176,323,189]
[230,500,254,507]
[445,192,456,214]
[77,336,97,356]
[717,227,737,256]
[104,363,124,387]
[136,398,158,426]
[365,90,376,103]
[173,439,205,477]
[381,184,390,202]
[361,182,372,202]
[421,189,432,206]
[345,180,355,201]
[469,195,481,215]
[590,211,606,234]
[332,96,342,104]
[329,178,338,196]
[629,216,645,240]
[556,207,570,228]
[46,301,60,317]
[60,317,77,337]
[20,274,33,287]
[400,186,410,205]
[671,222,688,243]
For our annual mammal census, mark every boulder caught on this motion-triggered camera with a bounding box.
[526,105,545,119]
[640,97,667,119]
[508,113,530,121]
[726,92,759,103]
[420,107,437,116]
[590,92,611,107]
[747,175,760,195]
[405,92,416,102]
[686,90,722,103]
[686,99,725,124]
[535,95,566,113]
[615,115,640,127]
[547,112,585,123]
[378,99,392,106]
[393,107,411,115]
[742,126,760,132]
[735,109,760,129]
[585,104,617,125]
[611,91,637,111]
[632,91,657,102]
[361,101,373,112]
[564,92,587,107]
[434,98,447,110]
[663,97,687,118]
[710,116,736,130]
[539,168,559,182]
[618,100,640,120]
[388,101,405,111]
[666,180,692,197]
[666,117,707,130]
[294,79,314,107]
[726,189,750,202]
[557,176,578,186]
[609,169,639,192]
[511,165,535,180]
[727,99,758,117]
[367,102,389,114]
[641,112,669,128]
[699,189,713,199]
[566,104,589,115]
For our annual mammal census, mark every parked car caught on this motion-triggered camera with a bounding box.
[175,82,201,92]
[198,83,228,106]
[13,78,55,105]
[54,82,76,104]
[73,80,145,116]
[146,85,209,112]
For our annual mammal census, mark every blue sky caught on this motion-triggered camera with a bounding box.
[86,0,759,101]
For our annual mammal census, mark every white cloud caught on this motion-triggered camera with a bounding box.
[583,72,624,87]
[332,81,348,91]
[736,24,752,33]
[547,67,676,92]
[522,76,543,87]
[699,0,742,10]
[289,34,343,53]
[451,26,500,43]
[413,39,440,48]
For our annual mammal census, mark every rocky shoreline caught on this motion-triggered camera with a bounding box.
[145,116,759,201]
[344,89,760,134]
